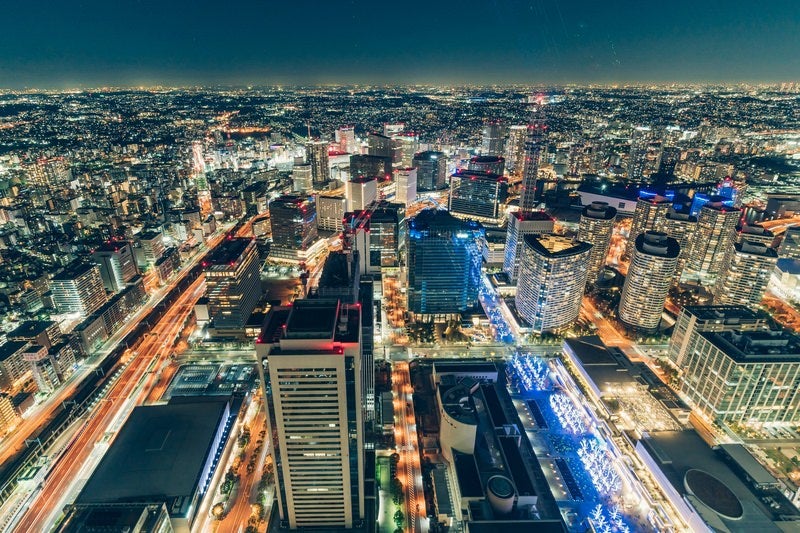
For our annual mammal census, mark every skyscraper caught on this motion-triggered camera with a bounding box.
[368,202,406,269]
[349,154,391,181]
[481,119,505,156]
[255,299,364,529]
[504,125,527,176]
[412,151,447,190]
[502,211,554,283]
[204,238,261,331]
[618,231,680,331]
[658,146,681,175]
[316,195,347,232]
[367,132,392,159]
[407,209,484,318]
[663,207,697,283]
[519,122,545,213]
[686,200,741,282]
[390,132,418,167]
[713,240,778,307]
[92,241,139,293]
[627,126,651,181]
[345,177,378,212]
[515,235,592,333]
[448,171,508,224]
[268,195,320,262]
[467,155,505,176]
[306,140,330,187]
[50,262,107,317]
[335,125,357,154]
[626,195,671,258]
[393,167,417,206]
[291,164,313,192]
[578,201,617,285]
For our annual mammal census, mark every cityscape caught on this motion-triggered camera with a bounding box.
[0,3,800,533]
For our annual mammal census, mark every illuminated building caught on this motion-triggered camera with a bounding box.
[448,170,508,224]
[367,202,405,269]
[407,209,484,319]
[502,211,554,283]
[713,241,778,308]
[50,262,107,317]
[204,238,261,331]
[292,163,313,192]
[346,177,378,212]
[349,154,391,180]
[627,126,651,181]
[481,119,505,156]
[578,201,617,285]
[520,122,545,212]
[268,195,320,262]
[663,207,697,282]
[135,230,166,268]
[686,200,741,282]
[255,299,365,529]
[619,231,679,331]
[735,224,775,248]
[412,150,447,190]
[335,125,357,153]
[780,227,800,259]
[92,241,139,293]
[393,167,417,206]
[468,155,505,176]
[383,122,404,136]
[306,140,330,187]
[316,194,346,232]
[390,132,418,167]
[625,195,670,258]
[504,125,527,176]
[367,132,392,159]
[516,235,592,333]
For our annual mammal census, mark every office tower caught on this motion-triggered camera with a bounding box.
[481,119,505,156]
[368,202,405,269]
[50,262,107,317]
[520,122,545,213]
[412,151,447,190]
[627,126,651,180]
[394,167,417,206]
[316,195,347,232]
[676,323,800,424]
[367,132,392,159]
[468,155,505,176]
[713,241,778,307]
[448,171,509,224]
[516,235,592,333]
[780,226,800,259]
[391,132,419,167]
[255,299,365,528]
[578,201,617,285]
[349,154,391,181]
[335,125,357,153]
[502,211,555,283]
[268,195,320,262]
[346,177,378,212]
[658,146,681,175]
[663,207,697,282]
[505,125,527,176]
[735,224,775,248]
[292,164,313,192]
[625,195,671,258]
[135,230,166,267]
[306,140,330,186]
[619,231,679,331]
[668,305,770,367]
[686,200,741,281]
[204,238,261,331]
[406,209,484,318]
[92,241,139,293]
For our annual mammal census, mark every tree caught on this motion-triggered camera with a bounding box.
[394,509,405,528]
[211,502,225,520]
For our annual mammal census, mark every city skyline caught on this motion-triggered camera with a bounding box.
[1,0,799,88]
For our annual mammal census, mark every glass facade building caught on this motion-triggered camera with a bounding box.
[448,170,508,224]
[269,195,319,261]
[204,237,261,330]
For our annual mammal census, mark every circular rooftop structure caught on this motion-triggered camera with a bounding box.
[684,469,743,520]
[486,475,515,516]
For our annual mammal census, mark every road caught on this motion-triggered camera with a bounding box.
[13,276,207,532]
[392,362,427,533]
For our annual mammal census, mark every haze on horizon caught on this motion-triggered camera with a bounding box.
[0,0,797,89]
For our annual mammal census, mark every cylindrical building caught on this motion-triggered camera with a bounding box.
[626,195,671,258]
[714,240,778,307]
[578,201,617,285]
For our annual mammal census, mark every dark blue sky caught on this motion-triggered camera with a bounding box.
[0,0,798,87]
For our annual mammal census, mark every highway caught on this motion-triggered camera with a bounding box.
[13,276,208,532]
[392,362,427,533]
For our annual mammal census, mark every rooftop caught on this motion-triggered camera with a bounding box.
[635,231,681,258]
[701,329,800,363]
[53,261,97,281]
[683,305,767,323]
[524,234,592,257]
[452,170,507,183]
[203,237,252,267]
[582,201,617,220]
[0,341,27,363]
[8,320,56,339]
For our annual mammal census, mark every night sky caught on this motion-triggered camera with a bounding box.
[0,0,798,87]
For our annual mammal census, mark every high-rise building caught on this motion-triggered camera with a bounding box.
[481,119,505,156]
[467,155,505,176]
[627,126,651,181]
[255,299,365,529]
[502,211,554,283]
[578,201,617,285]
[316,195,347,232]
[393,167,416,206]
[346,177,378,212]
[686,200,741,282]
[204,238,261,331]
[713,241,778,308]
[391,132,418,167]
[407,209,484,318]
[92,241,139,293]
[515,235,592,333]
[50,262,107,317]
[780,227,800,259]
[663,207,697,283]
[618,231,680,331]
[505,125,528,176]
[367,132,392,159]
[349,154,391,181]
[519,122,545,213]
[135,230,166,268]
[735,224,775,248]
[626,195,671,258]
[412,151,447,190]
[448,171,508,224]
[368,202,405,269]
[335,125,357,154]
[292,164,313,192]
[306,140,330,187]
[658,146,681,175]
[268,195,320,262]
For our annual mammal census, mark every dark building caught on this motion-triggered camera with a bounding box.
[468,155,505,176]
[448,171,509,223]
[268,194,320,261]
[350,154,392,181]
[92,241,139,293]
[203,238,261,331]
[367,132,393,159]
[413,151,448,190]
